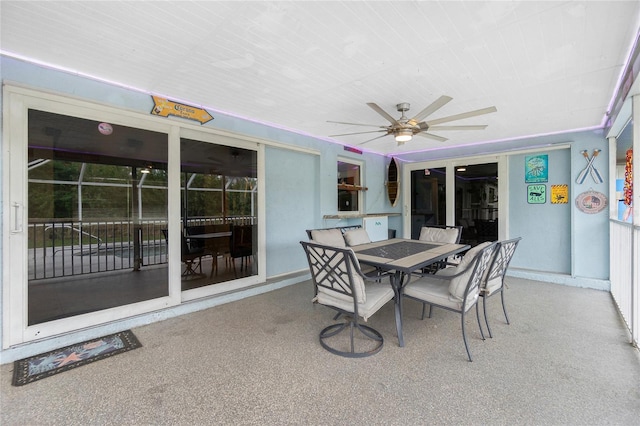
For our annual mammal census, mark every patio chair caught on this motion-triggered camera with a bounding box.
[479,237,522,338]
[300,240,394,358]
[418,225,463,244]
[309,227,379,279]
[418,225,464,273]
[403,241,498,361]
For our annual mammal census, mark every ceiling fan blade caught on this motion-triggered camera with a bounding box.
[408,95,453,125]
[366,103,399,125]
[329,130,387,137]
[327,120,386,128]
[426,106,497,126]
[428,125,488,131]
[358,133,392,145]
[416,132,448,142]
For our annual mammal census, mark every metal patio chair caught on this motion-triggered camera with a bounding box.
[300,240,394,358]
[479,237,522,338]
[403,241,498,362]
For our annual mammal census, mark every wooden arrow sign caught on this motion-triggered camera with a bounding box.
[151,96,213,124]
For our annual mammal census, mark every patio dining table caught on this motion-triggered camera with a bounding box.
[352,238,470,347]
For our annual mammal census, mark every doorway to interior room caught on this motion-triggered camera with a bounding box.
[409,162,498,246]
[453,163,498,245]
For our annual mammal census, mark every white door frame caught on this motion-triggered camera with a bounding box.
[2,85,266,348]
[401,154,507,240]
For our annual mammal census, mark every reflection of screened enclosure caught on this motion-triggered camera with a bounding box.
[27,159,257,279]
[27,156,257,280]
[26,109,259,326]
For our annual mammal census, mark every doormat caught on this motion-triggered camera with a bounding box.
[12,330,141,386]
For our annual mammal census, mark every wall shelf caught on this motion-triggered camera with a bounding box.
[338,184,368,191]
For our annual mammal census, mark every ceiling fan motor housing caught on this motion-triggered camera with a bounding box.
[396,103,410,113]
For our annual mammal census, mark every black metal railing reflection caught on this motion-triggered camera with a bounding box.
[28,216,256,280]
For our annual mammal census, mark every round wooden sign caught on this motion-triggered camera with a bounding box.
[575,190,607,214]
[387,157,399,207]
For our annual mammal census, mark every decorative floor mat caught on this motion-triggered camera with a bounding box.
[12,330,141,386]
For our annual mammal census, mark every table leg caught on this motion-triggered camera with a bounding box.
[392,271,405,347]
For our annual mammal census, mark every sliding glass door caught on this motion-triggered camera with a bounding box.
[4,86,264,347]
[454,163,498,245]
[179,137,258,292]
[26,109,170,325]
[405,158,502,246]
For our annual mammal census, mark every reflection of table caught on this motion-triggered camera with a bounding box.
[187,232,233,277]
[187,232,232,240]
[352,238,470,347]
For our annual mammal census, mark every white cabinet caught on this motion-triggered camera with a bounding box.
[363,216,388,242]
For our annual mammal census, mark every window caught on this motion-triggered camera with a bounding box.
[337,159,363,213]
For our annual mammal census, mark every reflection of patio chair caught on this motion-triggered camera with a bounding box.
[206,223,232,277]
[230,225,254,276]
[181,236,205,277]
[163,229,205,278]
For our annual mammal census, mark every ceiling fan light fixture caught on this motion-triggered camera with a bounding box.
[395,129,413,143]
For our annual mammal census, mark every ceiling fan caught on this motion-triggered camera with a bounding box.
[328,96,497,145]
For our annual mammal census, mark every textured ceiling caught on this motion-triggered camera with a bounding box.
[1,1,639,157]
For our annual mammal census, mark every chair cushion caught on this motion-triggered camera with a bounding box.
[404,277,477,312]
[455,241,492,270]
[310,228,346,247]
[437,242,491,301]
[317,281,394,321]
[484,277,502,295]
[419,227,459,243]
[343,228,371,246]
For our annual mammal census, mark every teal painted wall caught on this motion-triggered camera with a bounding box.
[509,149,572,274]
[1,56,611,282]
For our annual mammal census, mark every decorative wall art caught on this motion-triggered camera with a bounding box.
[551,184,568,204]
[623,148,633,221]
[525,155,548,183]
[387,157,399,207]
[527,184,546,204]
[576,149,603,184]
[575,190,607,214]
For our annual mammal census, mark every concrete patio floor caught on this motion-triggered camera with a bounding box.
[1,276,639,425]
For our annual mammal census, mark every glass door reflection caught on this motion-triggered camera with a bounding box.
[180,138,257,291]
[27,109,169,325]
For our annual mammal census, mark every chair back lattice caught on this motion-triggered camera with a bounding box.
[300,241,365,314]
[462,242,499,309]
[485,237,522,284]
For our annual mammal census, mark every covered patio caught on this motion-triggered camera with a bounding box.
[2,276,639,425]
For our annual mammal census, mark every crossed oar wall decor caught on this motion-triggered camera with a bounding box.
[576,149,603,184]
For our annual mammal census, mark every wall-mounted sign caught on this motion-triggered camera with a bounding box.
[551,184,568,204]
[575,190,608,214]
[527,184,546,204]
[151,96,213,124]
[525,154,548,183]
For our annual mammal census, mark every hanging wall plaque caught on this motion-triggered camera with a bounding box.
[575,190,607,214]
